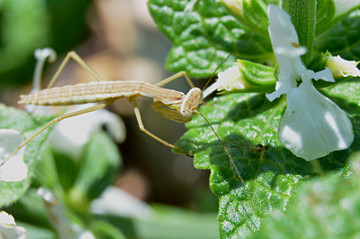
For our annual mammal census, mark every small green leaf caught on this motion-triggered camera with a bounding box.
[220,0,278,37]
[316,0,336,34]
[176,80,360,238]
[148,0,273,78]
[91,220,126,239]
[229,60,276,93]
[68,131,121,207]
[32,144,64,196]
[249,153,360,239]
[0,104,55,207]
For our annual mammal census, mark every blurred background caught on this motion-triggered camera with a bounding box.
[0,0,217,213]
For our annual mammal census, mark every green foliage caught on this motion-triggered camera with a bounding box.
[0,0,92,85]
[249,153,360,239]
[225,60,277,93]
[6,129,122,237]
[315,9,360,60]
[220,0,279,36]
[148,0,273,78]
[102,205,219,239]
[1,0,360,238]
[91,221,126,239]
[0,104,55,207]
[38,131,121,209]
[176,80,360,238]
[149,0,360,79]
[0,0,50,75]
[69,132,121,204]
[149,0,360,237]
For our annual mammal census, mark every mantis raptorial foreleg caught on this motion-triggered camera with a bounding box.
[1,101,114,167]
[128,97,189,155]
[47,51,103,89]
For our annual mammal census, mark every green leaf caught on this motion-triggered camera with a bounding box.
[317,0,360,35]
[148,0,273,78]
[101,205,219,239]
[220,0,279,37]
[68,131,121,209]
[32,144,64,195]
[230,60,277,93]
[91,220,126,239]
[249,153,360,239]
[315,9,360,61]
[19,222,56,239]
[0,104,55,207]
[176,80,360,238]
[316,0,336,34]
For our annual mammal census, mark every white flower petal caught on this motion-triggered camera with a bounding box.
[268,5,305,58]
[32,48,57,92]
[278,80,354,160]
[0,129,27,182]
[304,68,335,83]
[48,104,126,159]
[48,104,101,159]
[0,211,15,225]
[0,211,29,239]
[326,55,360,78]
[266,5,308,103]
[202,65,244,99]
[91,186,151,219]
[96,109,126,143]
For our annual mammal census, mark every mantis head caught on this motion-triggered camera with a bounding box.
[152,87,203,123]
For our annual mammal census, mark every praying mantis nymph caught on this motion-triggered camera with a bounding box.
[1,50,243,185]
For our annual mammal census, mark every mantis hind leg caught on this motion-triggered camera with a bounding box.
[155,71,195,89]
[46,51,104,89]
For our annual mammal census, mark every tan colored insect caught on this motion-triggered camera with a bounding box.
[1,51,207,167]
[2,15,259,189]
[2,47,251,231]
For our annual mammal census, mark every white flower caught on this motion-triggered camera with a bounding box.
[37,188,95,239]
[0,211,29,239]
[0,129,28,182]
[27,48,126,159]
[326,55,360,78]
[266,5,354,161]
[91,186,151,219]
[202,65,245,98]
